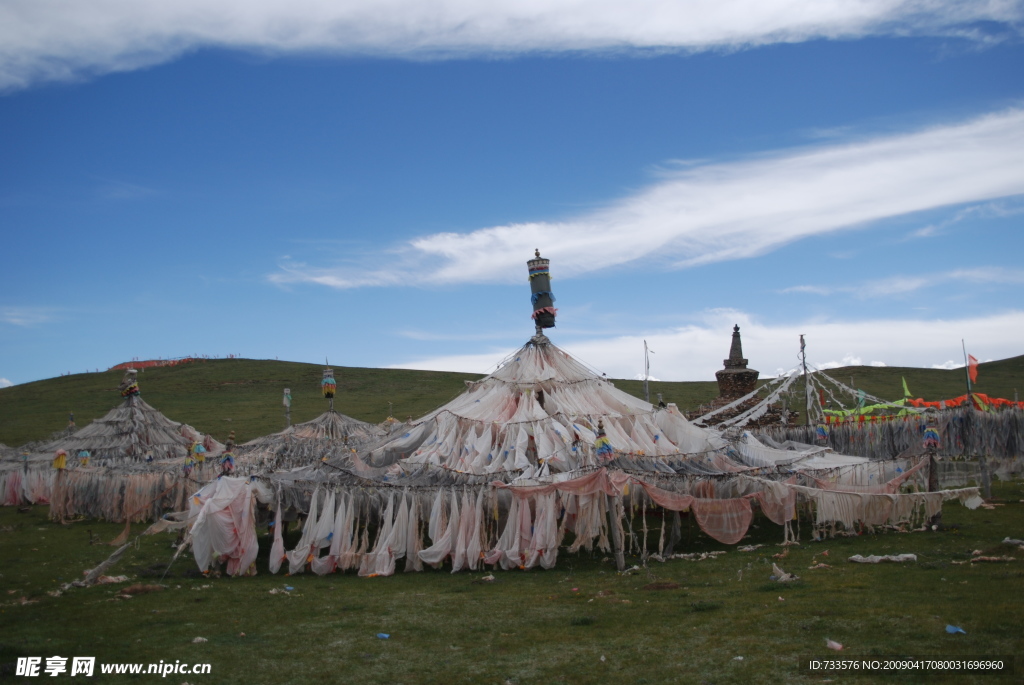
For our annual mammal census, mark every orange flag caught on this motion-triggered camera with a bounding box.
[968,354,979,383]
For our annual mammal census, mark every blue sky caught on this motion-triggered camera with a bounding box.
[2,1,1023,388]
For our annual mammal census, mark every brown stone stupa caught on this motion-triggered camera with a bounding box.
[687,325,792,427]
[715,325,759,399]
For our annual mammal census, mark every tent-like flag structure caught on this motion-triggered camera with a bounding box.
[182,252,981,579]
[0,369,223,522]
[361,336,726,478]
[235,408,385,472]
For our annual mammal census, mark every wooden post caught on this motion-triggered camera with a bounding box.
[927,451,942,530]
[665,511,682,556]
[801,335,811,426]
[606,493,626,571]
[980,455,992,499]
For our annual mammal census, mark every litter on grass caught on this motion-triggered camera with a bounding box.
[952,556,1016,565]
[95,575,129,585]
[848,554,917,564]
[770,563,799,582]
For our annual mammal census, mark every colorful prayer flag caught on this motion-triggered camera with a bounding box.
[968,354,979,383]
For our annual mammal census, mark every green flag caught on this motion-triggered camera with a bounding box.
[902,376,912,398]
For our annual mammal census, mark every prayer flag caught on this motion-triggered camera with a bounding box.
[902,376,911,398]
[968,355,979,383]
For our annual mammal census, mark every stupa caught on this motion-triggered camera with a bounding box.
[715,325,759,398]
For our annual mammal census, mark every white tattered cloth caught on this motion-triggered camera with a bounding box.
[732,431,869,471]
[189,477,259,576]
[206,460,983,578]
[361,342,726,476]
[743,458,983,530]
[0,466,55,506]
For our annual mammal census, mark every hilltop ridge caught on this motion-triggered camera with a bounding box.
[1,354,1021,447]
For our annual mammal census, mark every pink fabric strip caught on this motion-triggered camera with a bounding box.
[691,497,753,545]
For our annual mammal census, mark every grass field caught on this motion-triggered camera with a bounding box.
[1,481,1022,684]
[4,350,1023,683]
[2,354,1022,448]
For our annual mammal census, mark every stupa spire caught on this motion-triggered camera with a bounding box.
[724,324,748,369]
[527,249,557,342]
[715,325,759,399]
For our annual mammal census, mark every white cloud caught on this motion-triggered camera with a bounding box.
[390,348,520,375]
[813,355,885,369]
[634,374,662,381]
[932,360,963,369]
[2,1,1021,91]
[816,354,864,369]
[948,267,1024,285]
[388,309,1024,385]
[0,307,53,327]
[909,225,940,239]
[273,108,1024,289]
[779,284,835,295]
[0,377,12,388]
[781,265,1024,298]
[904,198,1024,240]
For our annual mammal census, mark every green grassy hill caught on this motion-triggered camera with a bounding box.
[1,354,1022,447]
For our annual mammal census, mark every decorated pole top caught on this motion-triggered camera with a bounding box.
[322,369,336,398]
[527,249,556,334]
[322,367,337,411]
[118,369,140,399]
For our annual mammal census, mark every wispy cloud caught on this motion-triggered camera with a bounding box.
[0,377,12,388]
[388,308,1024,383]
[816,356,887,370]
[904,198,1024,240]
[2,1,1021,91]
[273,108,1024,289]
[910,225,941,239]
[779,284,835,296]
[0,306,54,327]
[781,266,1024,297]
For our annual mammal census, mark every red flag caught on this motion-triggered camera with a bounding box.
[968,354,979,383]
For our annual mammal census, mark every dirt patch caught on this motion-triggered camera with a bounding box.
[120,584,165,596]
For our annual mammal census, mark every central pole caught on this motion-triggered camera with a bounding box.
[800,334,811,426]
[961,339,972,396]
[643,340,650,403]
